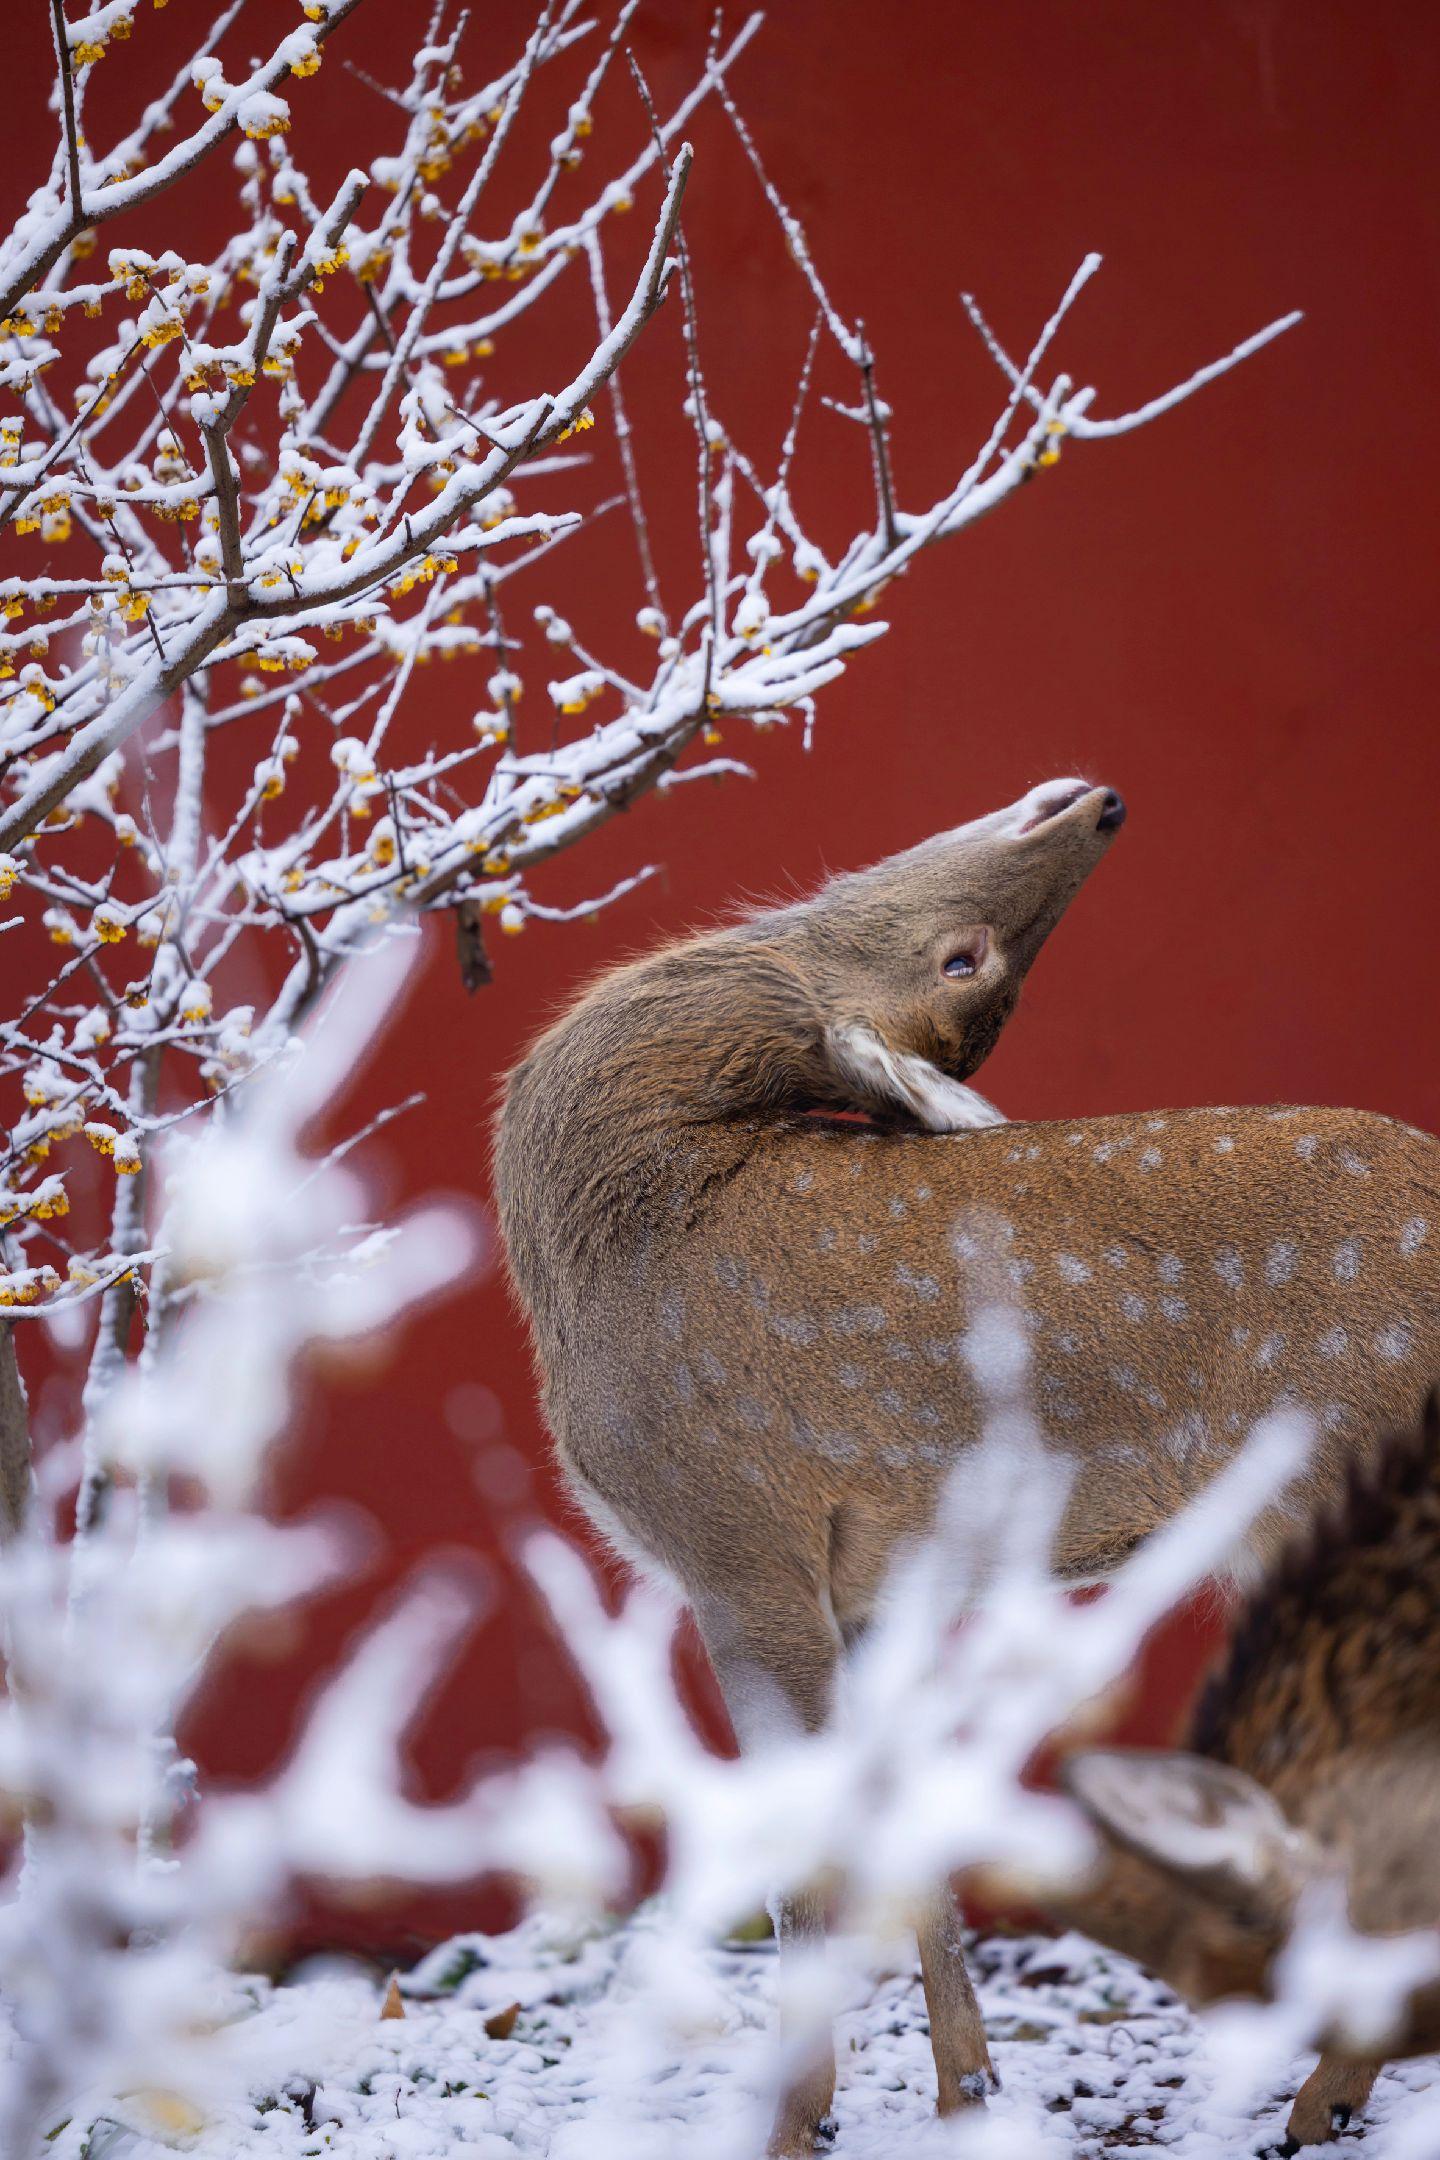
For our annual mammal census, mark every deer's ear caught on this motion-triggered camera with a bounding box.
[1061,1748,1315,1917]
[823,1021,1004,1132]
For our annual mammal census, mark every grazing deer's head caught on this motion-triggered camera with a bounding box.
[1055,1747,1321,2005]
[790,777,1126,1129]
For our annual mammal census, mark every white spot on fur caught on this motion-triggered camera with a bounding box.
[1111,1364,1138,1393]
[1264,1240,1298,1287]
[888,1197,908,1220]
[1295,1135,1319,1161]
[1056,1253,1091,1284]
[1007,1258,1035,1287]
[1105,1246,1129,1270]
[1340,1149,1372,1177]
[857,1233,877,1256]
[1214,1246,1244,1289]
[1094,1142,1114,1163]
[1160,1294,1189,1323]
[660,1288,685,1339]
[792,1169,815,1193]
[1318,1326,1348,1359]
[1139,1147,1163,1170]
[1146,1118,1167,1133]
[1401,1217,1429,1256]
[1333,1239,1362,1283]
[914,1184,933,1201]
[1167,1412,1210,1463]
[1375,1322,1413,1362]
[1231,1324,1251,1347]
[829,1304,888,1336]
[1121,1292,1147,1322]
[815,1227,837,1254]
[697,1349,727,1386]
[1214,1135,1235,1154]
[1055,1330,1080,1355]
[1254,1332,1285,1371]
[1157,1253,1184,1285]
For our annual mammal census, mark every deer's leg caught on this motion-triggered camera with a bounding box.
[1284,2053,1380,2149]
[916,1885,998,2114]
[698,1593,841,2158]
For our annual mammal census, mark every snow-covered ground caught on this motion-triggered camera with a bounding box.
[48,1911,1440,2160]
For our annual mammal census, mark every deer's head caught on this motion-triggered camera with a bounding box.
[1055,1747,1322,2006]
[770,778,1125,1129]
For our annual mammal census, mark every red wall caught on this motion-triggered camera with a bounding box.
[13,1,1440,1956]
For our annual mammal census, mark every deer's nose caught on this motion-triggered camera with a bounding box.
[1096,790,1127,832]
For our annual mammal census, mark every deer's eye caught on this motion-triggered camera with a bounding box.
[942,951,978,980]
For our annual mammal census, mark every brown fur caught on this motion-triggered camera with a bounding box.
[493,780,1440,2152]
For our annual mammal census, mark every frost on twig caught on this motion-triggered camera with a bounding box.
[0,944,481,2155]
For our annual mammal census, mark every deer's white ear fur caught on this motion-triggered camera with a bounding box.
[1062,1748,1314,1902]
[825,1021,1004,1133]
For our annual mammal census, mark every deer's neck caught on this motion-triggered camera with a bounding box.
[494,935,820,1343]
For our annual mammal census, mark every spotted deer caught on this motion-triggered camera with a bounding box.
[494,779,1440,2154]
[1054,1389,1440,2152]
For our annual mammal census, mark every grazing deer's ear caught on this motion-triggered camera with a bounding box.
[824,1021,1005,1132]
[1061,1748,1316,1917]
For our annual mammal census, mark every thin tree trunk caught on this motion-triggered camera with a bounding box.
[0,1321,30,1538]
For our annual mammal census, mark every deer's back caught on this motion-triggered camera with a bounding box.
[543,1102,1439,1623]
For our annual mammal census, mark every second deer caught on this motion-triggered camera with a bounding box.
[1055,1389,1440,2150]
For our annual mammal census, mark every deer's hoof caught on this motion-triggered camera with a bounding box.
[1270,2109,1352,2153]
[1282,2092,1359,2148]
[937,2064,1000,2114]
[766,2105,838,2155]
